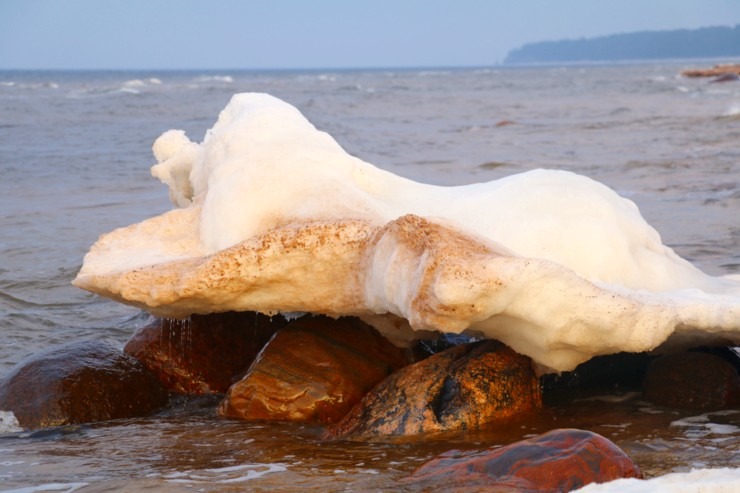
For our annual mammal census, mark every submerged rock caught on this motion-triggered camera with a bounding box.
[124,311,286,394]
[404,428,642,492]
[0,340,167,430]
[219,316,409,424]
[326,340,541,439]
[643,351,740,410]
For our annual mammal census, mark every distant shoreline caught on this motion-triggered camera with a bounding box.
[505,25,740,65]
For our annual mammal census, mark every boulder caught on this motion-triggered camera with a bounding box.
[404,428,642,492]
[0,339,167,430]
[541,352,654,395]
[218,316,410,424]
[643,351,740,410]
[326,340,541,440]
[681,64,740,78]
[124,311,286,394]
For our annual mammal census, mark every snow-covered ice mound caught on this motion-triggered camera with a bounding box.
[73,93,740,372]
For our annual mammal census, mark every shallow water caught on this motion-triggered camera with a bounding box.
[1,62,739,490]
[1,394,738,491]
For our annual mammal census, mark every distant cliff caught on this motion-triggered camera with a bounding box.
[505,25,740,64]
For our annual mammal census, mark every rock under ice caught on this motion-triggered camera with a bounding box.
[73,93,740,372]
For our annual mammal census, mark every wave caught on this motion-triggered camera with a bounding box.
[722,102,740,117]
[193,75,234,83]
[0,81,60,90]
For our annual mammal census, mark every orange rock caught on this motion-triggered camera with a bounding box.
[643,351,740,410]
[681,64,740,78]
[326,340,541,439]
[218,316,410,424]
[124,311,286,394]
[404,428,642,492]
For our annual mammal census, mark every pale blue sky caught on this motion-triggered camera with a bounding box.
[1,0,739,69]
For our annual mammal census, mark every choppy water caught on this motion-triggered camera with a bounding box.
[1,62,739,491]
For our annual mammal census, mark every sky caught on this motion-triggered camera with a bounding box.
[1,0,739,70]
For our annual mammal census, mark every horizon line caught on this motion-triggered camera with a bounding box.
[2,55,739,73]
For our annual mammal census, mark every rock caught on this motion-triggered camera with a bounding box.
[0,340,167,430]
[410,333,479,362]
[404,428,642,492]
[541,352,655,394]
[681,64,740,78]
[711,73,740,83]
[643,351,740,410]
[326,340,541,439]
[218,316,409,424]
[124,311,286,395]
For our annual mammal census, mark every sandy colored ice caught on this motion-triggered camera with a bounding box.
[74,93,740,372]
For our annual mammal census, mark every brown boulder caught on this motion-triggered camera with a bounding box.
[0,339,167,430]
[124,311,286,394]
[643,351,740,410]
[218,316,409,424]
[404,428,642,492]
[681,64,740,78]
[327,340,541,440]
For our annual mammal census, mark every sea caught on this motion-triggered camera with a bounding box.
[1,61,739,491]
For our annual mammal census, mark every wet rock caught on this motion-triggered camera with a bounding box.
[327,340,541,439]
[124,311,286,394]
[410,332,478,362]
[643,351,740,410]
[541,352,655,394]
[711,73,740,83]
[681,64,740,78]
[404,428,642,492]
[218,316,410,424]
[0,339,167,430]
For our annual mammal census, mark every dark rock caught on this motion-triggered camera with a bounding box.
[326,340,541,440]
[711,73,740,83]
[404,428,642,492]
[219,316,410,424]
[541,352,655,395]
[410,332,478,362]
[0,339,167,430]
[124,311,286,394]
[643,351,740,410]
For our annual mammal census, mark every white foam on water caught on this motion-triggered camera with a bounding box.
[1,483,89,493]
[670,410,740,440]
[0,411,22,433]
[194,75,234,83]
[123,79,146,87]
[163,462,288,484]
[723,102,740,116]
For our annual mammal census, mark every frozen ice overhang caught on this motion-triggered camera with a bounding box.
[73,93,740,373]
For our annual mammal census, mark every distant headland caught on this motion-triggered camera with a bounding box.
[505,24,740,64]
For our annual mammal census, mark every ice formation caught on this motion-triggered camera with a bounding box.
[575,467,740,493]
[73,93,740,372]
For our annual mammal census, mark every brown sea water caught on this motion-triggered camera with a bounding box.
[1,62,739,491]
